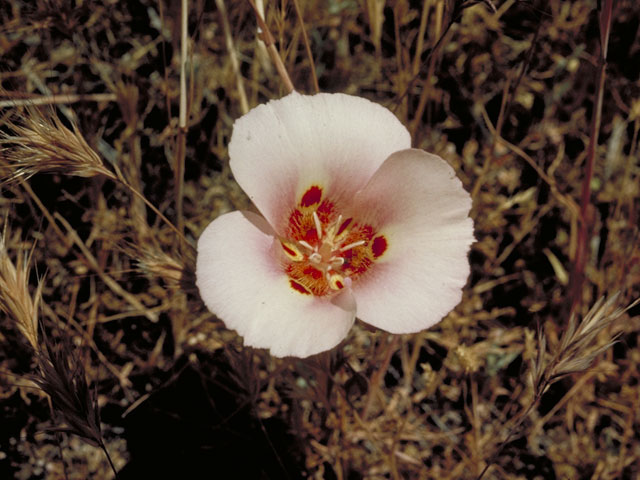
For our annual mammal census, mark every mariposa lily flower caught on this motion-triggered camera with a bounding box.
[196,92,474,358]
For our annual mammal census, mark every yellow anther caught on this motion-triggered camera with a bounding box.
[328,272,346,290]
[280,240,305,261]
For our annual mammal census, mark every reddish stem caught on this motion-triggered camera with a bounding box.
[569,0,613,313]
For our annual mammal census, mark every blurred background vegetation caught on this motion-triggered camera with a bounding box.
[0,0,639,478]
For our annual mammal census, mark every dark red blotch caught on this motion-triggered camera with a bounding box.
[300,186,322,207]
[371,236,387,258]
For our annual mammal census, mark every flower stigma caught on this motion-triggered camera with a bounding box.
[280,185,388,296]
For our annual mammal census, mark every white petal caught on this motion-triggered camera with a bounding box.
[350,149,474,333]
[229,92,411,233]
[196,211,356,358]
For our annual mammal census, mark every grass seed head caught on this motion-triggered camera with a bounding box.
[0,235,41,351]
[0,107,115,182]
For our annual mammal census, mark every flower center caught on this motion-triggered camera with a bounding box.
[280,185,387,296]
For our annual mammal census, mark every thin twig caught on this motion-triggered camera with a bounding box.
[411,0,430,76]
[408,2,449,135]
[471,22,540,199]
[361,335,400,420]
[569,0,613,312]
[216,0,249,113]
[175,0,189,236]
[54,212,159,323]
[0,93,117,108]
[292,0,319,93]
[112,166,192,249]
[99,440,120,479]
[156,0,173,127]
[247,0,295,93]
[470,76,512,199]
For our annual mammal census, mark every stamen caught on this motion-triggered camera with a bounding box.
[284,187,385,296]
[328,272,346,290]
[327,215,342,237]
[313,211,323,240]
[281,240,305,261]
[339,240,366,252]
[309,252,322,264]
[330,256,345,267]
[298,240,314,251]
[336,217,353,237]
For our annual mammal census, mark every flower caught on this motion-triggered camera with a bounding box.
[196,92,474,358]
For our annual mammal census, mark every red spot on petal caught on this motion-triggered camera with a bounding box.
[316,200,334,220]
[281,243,297,257]
[304,229,318,244]
[335,280,344,289]
[371,236,387,258]
[358,225,374,241]
[303,266,323,279]
[290,279,311,295]
[300,185,322,207]
[337,218,353,235]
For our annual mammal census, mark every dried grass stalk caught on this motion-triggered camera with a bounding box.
[33,333,119,477]
[0,107,116,182]
[136,247,186,287]
[534,292,639,391]
[34,337,104,446]
[0,231,118,474]
[0,106,191,248]
[478,293,638,480]
[0,235,41,351]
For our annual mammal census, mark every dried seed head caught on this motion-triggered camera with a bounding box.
[137,248,185,286]
[0,107,115,182]
[34,334,104,447]
[534,293,639,391]
[0,235,41,351]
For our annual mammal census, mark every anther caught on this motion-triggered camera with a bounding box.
[339,240,366,253]
[298,240,314,251]
[309,252,322,264]
[327,215,342,237]
[312,211,323,240]
[281,240,305,261]
[328,272,346,290]
[330,256,345,267]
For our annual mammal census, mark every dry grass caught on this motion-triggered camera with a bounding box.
[0,107,115,182]
[0,232,40,351]
[0,0,639,479]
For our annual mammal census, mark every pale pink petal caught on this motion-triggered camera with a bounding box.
[350,149,474,333]
[196,211,356,358]
[228,92,411,233]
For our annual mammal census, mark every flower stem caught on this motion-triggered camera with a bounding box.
[569,0,612,313]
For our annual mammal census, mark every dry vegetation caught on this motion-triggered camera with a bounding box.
[0,0,639,478]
